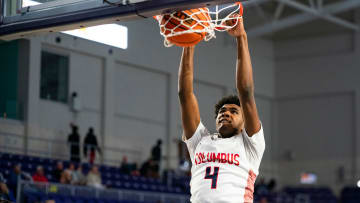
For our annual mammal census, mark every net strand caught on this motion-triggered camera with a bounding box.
[155,3,242,47]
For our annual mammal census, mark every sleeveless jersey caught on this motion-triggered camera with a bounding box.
[183,121,265,203]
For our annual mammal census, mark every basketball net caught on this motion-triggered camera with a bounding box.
[154,2,243,47]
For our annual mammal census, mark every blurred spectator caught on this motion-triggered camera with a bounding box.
[255,178,269,196]
[69,162,76,171]
[86,165,104,189]
[52,161,63,182]
[32,166,48,183]
[259,196,268,203]
[267,178,277,193]
[140,159,150,177]
[120,156,131,175]
[151,139,162,174]
[84,127,101,164]
[140,159,158,178]
[151,139,162,162]
[60,162,75,184]
[68,124,81,163]
[67,163,76,183]
[60,170,72,184]
[130,163,140,177]
[72,165,86,185]
[8,164,32,195]
[0,172,15,201]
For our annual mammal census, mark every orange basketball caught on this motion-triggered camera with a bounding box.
[160,9,210,47]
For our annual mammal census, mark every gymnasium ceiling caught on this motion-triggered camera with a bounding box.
[243,0,360,40]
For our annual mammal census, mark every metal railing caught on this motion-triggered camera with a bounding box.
[0,132,142,166]
[18,180,190,203]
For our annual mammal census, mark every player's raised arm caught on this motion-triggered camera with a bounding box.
[227,17,261,137]
[178,46,201,139]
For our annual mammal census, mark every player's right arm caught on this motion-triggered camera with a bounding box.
[178,46,200,140]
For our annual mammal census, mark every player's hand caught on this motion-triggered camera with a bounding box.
[226,15,246,37]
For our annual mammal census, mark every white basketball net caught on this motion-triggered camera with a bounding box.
[154,3,242,47]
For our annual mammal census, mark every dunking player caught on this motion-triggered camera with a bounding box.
[178,16,265,203]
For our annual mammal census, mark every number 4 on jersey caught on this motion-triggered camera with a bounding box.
[204,166,219,189]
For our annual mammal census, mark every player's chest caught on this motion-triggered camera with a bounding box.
[193,136,248,167]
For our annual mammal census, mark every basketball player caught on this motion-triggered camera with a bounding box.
[178,16,265,203]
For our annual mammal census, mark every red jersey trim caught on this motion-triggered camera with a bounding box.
[243,170,256,203]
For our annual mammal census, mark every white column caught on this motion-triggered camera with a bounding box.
[168,67,182,170]
[165,73,173,170]
[101,56,115,164]
[24,37,41,154]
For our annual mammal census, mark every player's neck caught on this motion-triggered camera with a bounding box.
[218,128,241,138]
[218,132,235,138]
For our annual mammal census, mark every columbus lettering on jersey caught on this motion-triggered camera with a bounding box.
[194,152,240,166]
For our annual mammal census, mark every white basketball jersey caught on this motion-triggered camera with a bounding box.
[183,121,265,203]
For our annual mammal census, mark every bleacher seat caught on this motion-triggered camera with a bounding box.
[148,184,158,192]
[108,167,118,174]
[63,161,70,168]
[48,158,56,166]
[123,181,132,190]
[281,187,338,203]
[5,161,13,168]
[113,181,122,189]
[24,163,35,173]
[0,159,7,168]
[114,174,121,180]
[341,187,360,203]
[2,153,11,160]
[121,174,130,181]
[3,169,10,176]
[140,183,149,191]
[44,165,53,173]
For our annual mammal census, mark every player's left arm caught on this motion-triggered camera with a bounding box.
[228,17,261,137]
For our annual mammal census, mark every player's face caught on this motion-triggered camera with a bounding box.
[215,104,244,138]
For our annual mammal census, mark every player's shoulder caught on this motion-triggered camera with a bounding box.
[196,121,211,136]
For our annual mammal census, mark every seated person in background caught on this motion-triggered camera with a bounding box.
[259,196,268,203]
[8,164,32,195]
[59,170,72,184]
[52,161,64,182]
[120,156,131,175]
[66,163,76,184]
[255,178,269,196]
[140,159,158,178]
[267,178,277,193]
[130,163,140,177]
[0,172,15,201]
[72,165,86,185]
[32,166,48,183]
[140,159,151,177]
[86,165,104,189]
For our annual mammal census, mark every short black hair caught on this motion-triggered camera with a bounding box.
[214,95,241,118]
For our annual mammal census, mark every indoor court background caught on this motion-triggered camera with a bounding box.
[1,0,360,202]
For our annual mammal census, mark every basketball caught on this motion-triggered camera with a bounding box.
[159,9,210,47]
